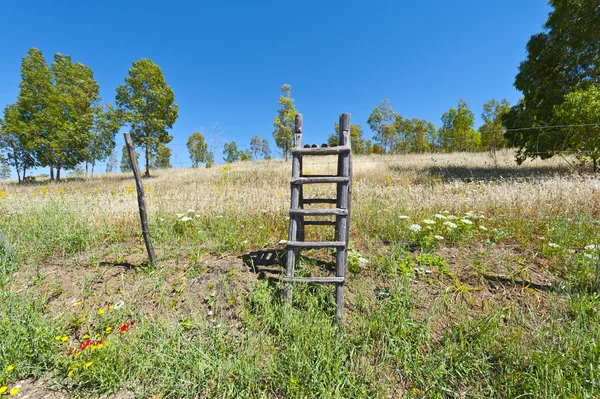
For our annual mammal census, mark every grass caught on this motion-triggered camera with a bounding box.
[0,150,599,397]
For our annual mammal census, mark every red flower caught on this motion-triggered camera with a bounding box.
[66,349,74,355]
[120,323,129,333]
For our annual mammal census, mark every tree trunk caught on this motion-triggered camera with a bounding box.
[145,144,150,177]
[594,157,598,174]
[56,167,61,182]
[85,161,89,178]
[23,167,26,181]
[285,142,288,161]
[16,168,21,183]
[50,167,54,181]
[91,162,95,178]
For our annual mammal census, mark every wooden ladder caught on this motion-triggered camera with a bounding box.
[283,113,352,324]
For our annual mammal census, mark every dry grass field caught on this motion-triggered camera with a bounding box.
[1,150,599,398]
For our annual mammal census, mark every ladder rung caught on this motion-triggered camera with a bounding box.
[290,208,347,216]
[286,241,346,248]
[303,220,336,226]
[292,145,351,155]
[291,176,349,184]
[283,276,344,284]
[302,198,337,204]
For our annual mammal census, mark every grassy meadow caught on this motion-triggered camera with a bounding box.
[1,150,600,398]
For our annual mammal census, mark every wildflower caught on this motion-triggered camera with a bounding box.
[409,224,422,232]
[584,253,595,259]
[113,300,124,310]
[460,219,473,225]
[55,335,62,341]
[98,309,105,315]
[9,388,19,395]
[68,370,74,377]
[434,235,444,240]
[74,301,82,306]
[446,215,458,220]
[585,245,600,251]
[120,322,131,334]
[85,362,93,368]
[433,214,446,219]
[444,221,458,229]
[548,243,560,248]
[105,327,112,334]
[82,334,90,339]
[61,336,68,343]
[187,209,195,213]
[423,219,436,225]
[6,365,14,372]
[176,213,184,218]
[180,216,192,222]
[479,226,488,231]
[0,387,6,394]
[398,215,410,220]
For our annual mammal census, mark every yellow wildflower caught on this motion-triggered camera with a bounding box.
[9,388,19,395]
[105,327,112,334]
[61,336,69,343]
[98,309,105,315]
[68,370,74,377]
[85,362,93,368]
[6,365,14,371]
[0,387,6,394]
[55,335,62,341]
[82,334,90,339]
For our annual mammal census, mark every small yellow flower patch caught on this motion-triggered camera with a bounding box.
[6,365,14,372]
[97,309,105,315]
[61,336,69,343]
[67,370,74,377]
[85,362,93,368]
[9,388,19,395]
[0,386,6,394]
[105,327,112,334]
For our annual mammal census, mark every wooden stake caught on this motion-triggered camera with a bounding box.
[124,132,157,265]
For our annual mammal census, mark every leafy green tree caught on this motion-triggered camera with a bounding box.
[223,141,240,163]
[393,118,436,153]
[439,99,479,152]
[187,132,210,167]
[505,0,600,162]
[250,135,263,159]
[105,150,118,173]
[553,86,600,172]
[0,104,36,182]
[272,84,299,160]
[205,151,215,168]
[367,99,400,153]
[328,123,369,154]
[120,144,139,173]
[86,104,121,177]
[261,139,271,160]
[479,99,511,152]
[150,144,172,169]
[0,163,10,180]
[116,58,178,177]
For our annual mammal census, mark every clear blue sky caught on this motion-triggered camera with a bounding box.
[0,0,550,171]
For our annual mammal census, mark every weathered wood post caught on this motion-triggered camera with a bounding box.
[283,114,303,302]
[335,113,352,324]
[124,132,157,265]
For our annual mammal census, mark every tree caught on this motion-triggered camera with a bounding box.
[328,123,369,154]
[439,99,479,152]
[0,163,10,180]
[367,99,400,153]
[187,132,210,167]
[116,58,178,177]
[479,99,511,152]
[261,139,271,160]
[553,86,600,172]
[250,135,262,159]
[0,104,36,182]
[505,0,600,162]
[86,104,121,177]
[272,84,299,160]
[120,144,139,173]
[394,118,436,153]
[150,144,172,169]
[105,150,118,173]
[223,141,240,163]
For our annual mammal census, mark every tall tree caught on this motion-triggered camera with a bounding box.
[479,99,511,152]
[0,104,36,182]
[261,139,271,160]
[553,86,600,172]
[367,99,400,153]
[86,104,121,177]
[394,118,436,153]
[250,135,262,159]
[272,84,298,161]
[0,163,10,180]
[223,141,240,163]
[187,132,210,167]
[105,150,118,173]
[505,0,600,162]
[116,58,178,177]
[439,99,479,152]
[120,144,139,173]
[150,144,172,169]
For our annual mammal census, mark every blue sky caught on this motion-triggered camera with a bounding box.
[0,0,550,171]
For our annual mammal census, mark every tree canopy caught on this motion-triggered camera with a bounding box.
[272,84,298,161]
[116,58,178,177]
[187,132,211,168]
